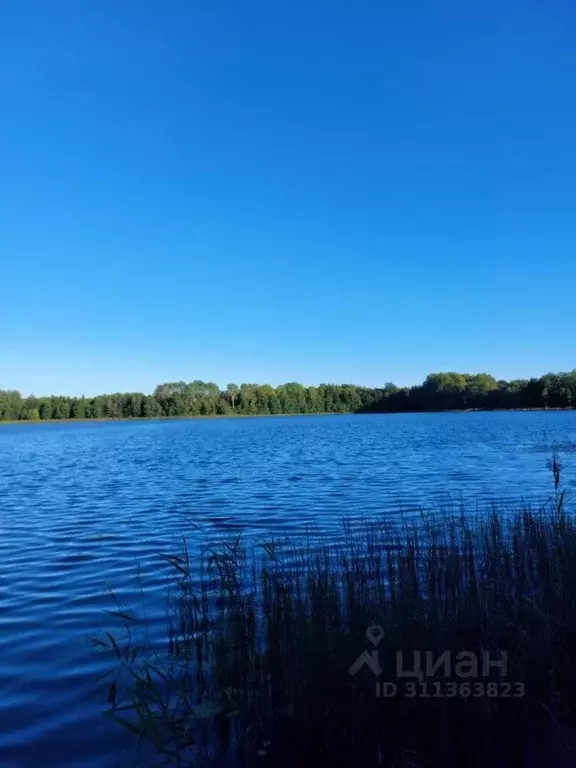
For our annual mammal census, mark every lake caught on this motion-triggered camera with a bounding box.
[1,411,576,766]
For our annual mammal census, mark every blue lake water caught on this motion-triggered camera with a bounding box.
[1,411,576,766]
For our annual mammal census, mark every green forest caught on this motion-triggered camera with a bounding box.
[2,371,576,421]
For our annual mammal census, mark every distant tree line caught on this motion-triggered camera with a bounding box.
[1,371,576,421]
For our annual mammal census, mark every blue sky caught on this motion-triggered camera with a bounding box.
[1,1,575,396]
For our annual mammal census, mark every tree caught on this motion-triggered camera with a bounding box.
[238,384,257,415]
[0,390,23,420]
[127,394,143,418]
[226,383,239,410]
[39,401,54,420]
[464,374,498,408]
[306,386,322,413]
[56,398,71,419]
[142,396,162,418]
[87,398,103,419]
[2,370,576,422]
[71,398,86,419]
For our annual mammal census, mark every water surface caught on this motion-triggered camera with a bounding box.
[1,412,575,766]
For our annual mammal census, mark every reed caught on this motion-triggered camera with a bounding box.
[97,455,576,766]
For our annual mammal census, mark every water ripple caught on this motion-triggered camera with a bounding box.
[1,412,576,765]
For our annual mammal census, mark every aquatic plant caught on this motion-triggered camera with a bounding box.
[97,457,576,767]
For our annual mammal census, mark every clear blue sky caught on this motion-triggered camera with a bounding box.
[1,1,575,396]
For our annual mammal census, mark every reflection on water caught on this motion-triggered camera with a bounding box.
[1,411,575,766]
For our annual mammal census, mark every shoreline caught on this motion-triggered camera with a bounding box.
[0,412,343,425]
[0,406,574,426]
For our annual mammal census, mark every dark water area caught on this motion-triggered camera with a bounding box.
[1,411,576,767]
